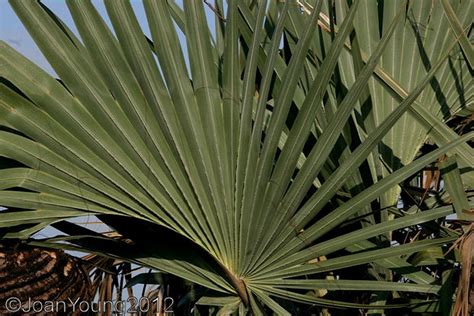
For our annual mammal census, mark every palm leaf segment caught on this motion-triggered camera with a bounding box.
[0,0,472,313]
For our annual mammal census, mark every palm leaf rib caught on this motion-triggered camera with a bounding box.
[236,0,270,276]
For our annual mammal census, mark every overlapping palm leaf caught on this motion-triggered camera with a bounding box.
[0,0,473,313]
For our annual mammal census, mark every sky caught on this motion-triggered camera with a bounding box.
[0,0,200,76]
[0,0,90,75]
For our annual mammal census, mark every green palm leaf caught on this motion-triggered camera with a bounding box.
[1,0,472,313]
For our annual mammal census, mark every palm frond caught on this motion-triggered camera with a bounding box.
[1,0,472,313]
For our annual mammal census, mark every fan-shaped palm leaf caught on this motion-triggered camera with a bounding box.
[0,0,472,313]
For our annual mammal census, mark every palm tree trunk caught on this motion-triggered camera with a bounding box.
[0,241,91,315]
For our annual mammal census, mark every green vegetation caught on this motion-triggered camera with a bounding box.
[0,0,472,314]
